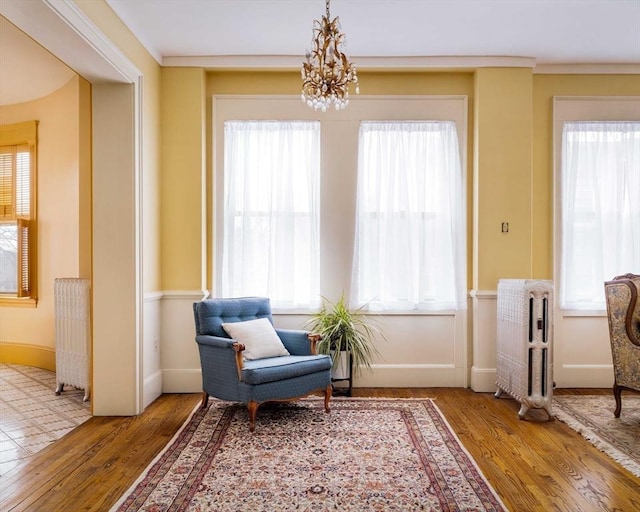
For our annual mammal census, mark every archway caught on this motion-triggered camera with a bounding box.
[1,0,144,415]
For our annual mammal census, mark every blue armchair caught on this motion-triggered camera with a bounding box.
[193,297,332,431]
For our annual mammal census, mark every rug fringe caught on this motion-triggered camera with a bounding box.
[554,407,640,478]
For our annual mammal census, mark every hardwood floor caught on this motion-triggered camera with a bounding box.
[1,389,638,511]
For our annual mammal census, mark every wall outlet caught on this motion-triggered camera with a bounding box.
[501,222,509,233]
[153,336,159,351]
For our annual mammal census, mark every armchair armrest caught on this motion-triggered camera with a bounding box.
[195,334,237,350]
[195,334,246,380]
[276,329,321,355]
[233,342,245,379]
[307,333,322,355]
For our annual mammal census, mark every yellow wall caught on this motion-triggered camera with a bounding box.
[207,70,474,95]
[474,68,534,290]
[0,76,90,369]
[161,68,206,291]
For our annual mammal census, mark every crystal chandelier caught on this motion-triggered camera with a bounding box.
[301,0,359,112]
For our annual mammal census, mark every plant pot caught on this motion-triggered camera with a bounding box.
[331,350,351,380]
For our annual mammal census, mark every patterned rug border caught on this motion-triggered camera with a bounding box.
[111,397,508,512]
[553,395,640,478]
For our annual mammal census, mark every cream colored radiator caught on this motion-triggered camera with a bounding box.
[495,279,553,420]
[54,278,91,401]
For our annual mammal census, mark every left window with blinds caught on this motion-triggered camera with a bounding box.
[0,121,37,304]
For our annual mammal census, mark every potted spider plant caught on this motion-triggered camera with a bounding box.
[305,295,383,389]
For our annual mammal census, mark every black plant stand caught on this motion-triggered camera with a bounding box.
[331,351,353,397]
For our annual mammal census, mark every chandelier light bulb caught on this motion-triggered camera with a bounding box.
[301,0,359,112]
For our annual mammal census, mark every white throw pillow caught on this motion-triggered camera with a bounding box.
[221,317,290,360]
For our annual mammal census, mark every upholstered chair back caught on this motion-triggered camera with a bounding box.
[194,297,273,338]
[605,274,640,361]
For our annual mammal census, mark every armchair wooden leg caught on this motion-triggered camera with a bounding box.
[613,383,622,418]
[324,384,332,413]
[200,391,210,410]
[247,400,259,432]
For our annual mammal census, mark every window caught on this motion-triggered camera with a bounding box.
[221,120,320,309]
[215,97,468,315]
[560,121,640,310]
[0,121,37,302]
[351,121,466,311]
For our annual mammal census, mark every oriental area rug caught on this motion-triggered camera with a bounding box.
[111,398,507,511]
[553,394,640,478]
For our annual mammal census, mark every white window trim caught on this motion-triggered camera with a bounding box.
[213,95,467,314]
[552,96,640,316]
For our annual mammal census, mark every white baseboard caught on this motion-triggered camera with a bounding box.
[470,366,497,392]
[162,368,202,393]
[356,364,465,387]
[143,371,163,408]
[555,365,613,388]
[471,364,613,392]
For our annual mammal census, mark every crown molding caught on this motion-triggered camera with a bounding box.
[164,55,640,74]
[534,63,640,74]
[162,55,537,70]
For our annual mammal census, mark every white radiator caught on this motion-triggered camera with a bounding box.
[54,278,91,401]
[495,279,553,420]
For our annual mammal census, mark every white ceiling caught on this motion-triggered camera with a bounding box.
[1,0,638,106]
[105,0,640,66]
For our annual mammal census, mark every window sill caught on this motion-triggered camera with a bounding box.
[272,308,460,316]
[559,309,606,318]
[0,297,38,308]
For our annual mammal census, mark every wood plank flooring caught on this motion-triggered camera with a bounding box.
[1,388,638,511]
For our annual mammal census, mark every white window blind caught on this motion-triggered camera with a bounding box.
[0,144,32,296]
[16,150,30,217]
[222,120,321,309]
[0,150,14,218]
[560,121,640,310]
[351,121,466,311]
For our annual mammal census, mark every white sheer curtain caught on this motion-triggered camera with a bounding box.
[560,121,640,310]
[222,121,320,309]
[351,121,466,311]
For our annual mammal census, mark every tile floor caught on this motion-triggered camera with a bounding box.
[0,363,91,476]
